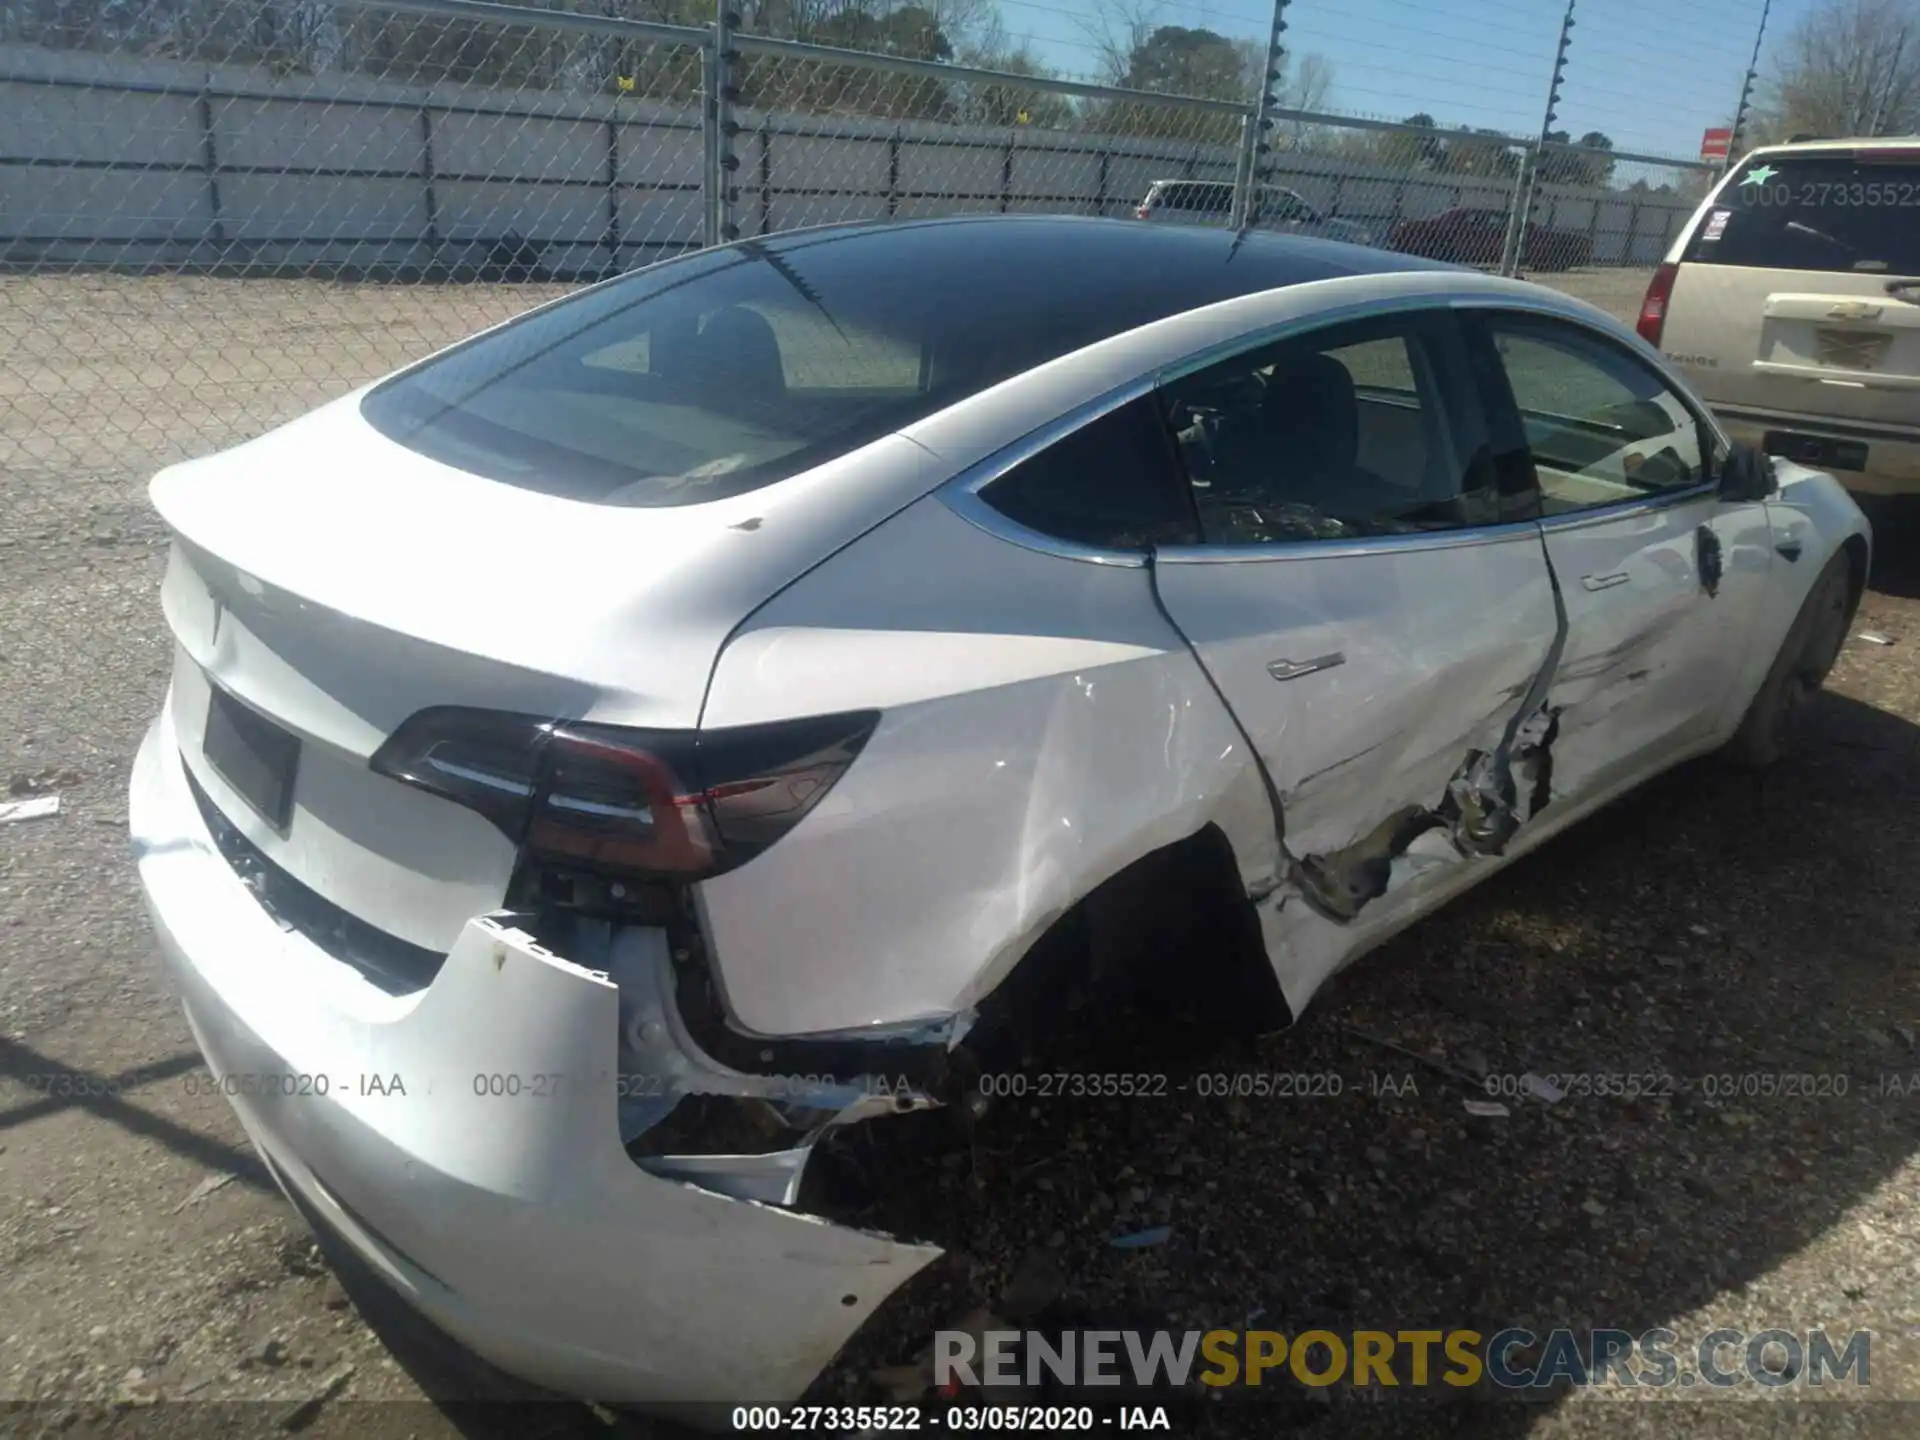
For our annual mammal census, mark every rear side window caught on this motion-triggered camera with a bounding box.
[1152,183,1232,215]
[979,397,1198,550]
[1684,151,1920,273]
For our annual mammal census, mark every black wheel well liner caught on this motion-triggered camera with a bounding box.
[956,823,1292,1074]
[1841,533,1869,618]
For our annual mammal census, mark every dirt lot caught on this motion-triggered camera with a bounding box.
[3,268,1919,1439]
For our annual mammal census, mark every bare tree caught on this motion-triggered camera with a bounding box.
[1080,0,1165,89]
[1756,0,1919,140]
[1274,50,1334,149]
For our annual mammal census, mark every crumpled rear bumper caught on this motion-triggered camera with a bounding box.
[129,707,940,1408]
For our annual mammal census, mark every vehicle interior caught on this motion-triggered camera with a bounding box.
[1491,327,1704,512]
[1161,329,1492,542]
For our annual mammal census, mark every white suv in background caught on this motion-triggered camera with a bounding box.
[1135,178,1375,247]
[1637,138,1920,500]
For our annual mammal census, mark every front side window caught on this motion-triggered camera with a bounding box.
[1683,151,1920,274]
[1157,312,1499,545]
[1479,315,1708,515]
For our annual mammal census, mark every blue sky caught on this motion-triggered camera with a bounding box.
[990,0,1819,164]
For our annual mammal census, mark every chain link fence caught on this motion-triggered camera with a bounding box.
[2,0,1735,552]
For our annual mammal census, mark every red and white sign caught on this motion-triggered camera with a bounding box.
[1700,127,1733,162]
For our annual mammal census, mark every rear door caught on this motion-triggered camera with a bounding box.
[1664,147,1920,436]
[1468,310,1771,803]
[1150,308,1563,933]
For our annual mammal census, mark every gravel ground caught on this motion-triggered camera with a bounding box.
[3,267,1919,1439]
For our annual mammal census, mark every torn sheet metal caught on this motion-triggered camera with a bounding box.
[133,731,945,1405]
[595,924,942,1211]
[1287,553,1570,924]
[639,1146,817,1206]
[1252,533,1575,1013]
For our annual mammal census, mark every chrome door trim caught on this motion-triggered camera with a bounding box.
[1154,518,1538,564]
[1535,482,1719,534]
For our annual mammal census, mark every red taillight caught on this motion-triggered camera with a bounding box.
[1636,262,1678,347]
[1134,204,1151,219]
[370,707,878,881]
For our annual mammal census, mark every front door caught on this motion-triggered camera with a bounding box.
[1469,311,1771,804]
[1149,308,1563,1011]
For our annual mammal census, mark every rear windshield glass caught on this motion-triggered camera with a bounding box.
[360,219,1358,506]
[1683,151,1920,273]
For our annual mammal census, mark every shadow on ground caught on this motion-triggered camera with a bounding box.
[805,683,1920,1439]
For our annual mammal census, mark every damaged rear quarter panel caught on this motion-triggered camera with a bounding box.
[694,495,1279,1037]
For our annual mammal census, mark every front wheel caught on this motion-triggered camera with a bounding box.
[1724,552,1854,768]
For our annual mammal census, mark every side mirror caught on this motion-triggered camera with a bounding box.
[1718,441,1777,501]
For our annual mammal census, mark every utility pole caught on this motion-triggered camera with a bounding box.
[703,0,740,247]
[1232,0,1292,230]
[1867,28,1909,136]
[1500,0,1574,277]
[1727,0,1771,163]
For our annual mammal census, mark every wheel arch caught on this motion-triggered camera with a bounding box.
[1841,532,1869,620]
[955,821,1292,1076]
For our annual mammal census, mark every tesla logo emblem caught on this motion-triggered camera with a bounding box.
[1826,301,1883,321]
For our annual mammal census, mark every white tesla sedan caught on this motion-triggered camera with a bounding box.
[130,216,1868,1410]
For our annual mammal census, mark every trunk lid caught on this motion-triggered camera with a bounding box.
[153,393,928,955]
[1665,146,1920,429]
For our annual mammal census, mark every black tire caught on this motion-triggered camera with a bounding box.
[1724,552,1854,768]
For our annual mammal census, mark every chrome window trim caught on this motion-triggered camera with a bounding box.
[1153,292,1473,385]
[1534,481,1719,533]
[1154,518,1540,564]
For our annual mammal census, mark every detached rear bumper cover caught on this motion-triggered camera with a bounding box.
[129,708,940,1406]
